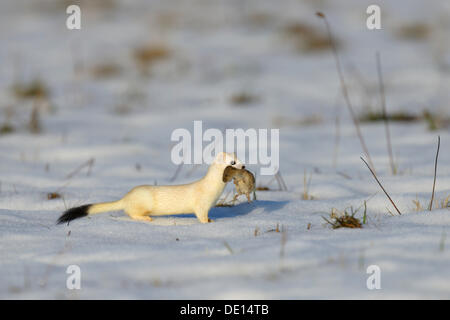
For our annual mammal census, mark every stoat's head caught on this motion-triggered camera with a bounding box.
[214,152,245,170]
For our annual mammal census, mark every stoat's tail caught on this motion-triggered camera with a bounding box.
[57,199,124,225]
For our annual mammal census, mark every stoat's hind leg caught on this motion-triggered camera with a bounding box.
[131,215,153,222]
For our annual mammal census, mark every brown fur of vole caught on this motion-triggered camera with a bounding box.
[223,166,256,203]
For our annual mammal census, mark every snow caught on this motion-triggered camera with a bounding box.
[0,0,449,299]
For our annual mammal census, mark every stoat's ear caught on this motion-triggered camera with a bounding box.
[214,152,226,164]
[222,166,234,183]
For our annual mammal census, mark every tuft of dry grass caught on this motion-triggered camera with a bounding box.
[412,197,424,212]
[282,22,337,53]
[323,207,362,229]
[360,109,449,131]
[302,169,315,200]
[359,111,419,123]
[272,115,322,127]
[0,123,15,135]
[441,196,450,209]
[0,105,15,136]
[133,44,170,73]
[413,195,449,212]
[395,23,431,41]
[266,223,281,233]
[47,192,62,200]
[90,62,122,79]
[12,79,49,99]
[230,92,259,106]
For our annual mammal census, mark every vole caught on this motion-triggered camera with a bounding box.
[57,152,244,224]
[222,166,256,203]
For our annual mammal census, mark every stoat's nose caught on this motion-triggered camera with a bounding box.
[242,165,245,169]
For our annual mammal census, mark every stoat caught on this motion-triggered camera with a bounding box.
[57,152,244,224]
[222,166,256,203]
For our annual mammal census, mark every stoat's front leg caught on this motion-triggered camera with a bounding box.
[194,207,211,223]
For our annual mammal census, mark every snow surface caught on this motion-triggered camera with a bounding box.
[0,0,450,299]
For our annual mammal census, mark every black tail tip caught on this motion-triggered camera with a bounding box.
[57,204,91,225]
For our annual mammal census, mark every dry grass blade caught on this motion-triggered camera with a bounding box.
[429,136,440,211]
[223,241,233,254]
[361,156,401,215]
[66,158,95,179]
[169,163,183,182]
[185,164,200,178]
[280,225,287,259]
[275,170,288,191]
[266,223,280,233]
[28,101,42,134]
[333,101,341,168]
[316,12,375,173]
[302,169,315,200]
[215,191,234,207]
[376,52,396,175]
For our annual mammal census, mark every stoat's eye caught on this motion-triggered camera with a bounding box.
[231,161,236,165]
